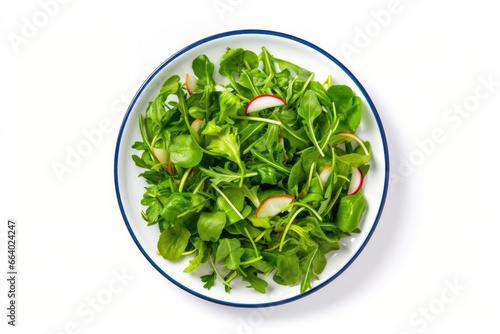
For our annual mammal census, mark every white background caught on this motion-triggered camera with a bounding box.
[1,0,498,333]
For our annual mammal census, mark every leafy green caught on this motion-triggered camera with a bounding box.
[132,46,372,294]
[157,225,191,261]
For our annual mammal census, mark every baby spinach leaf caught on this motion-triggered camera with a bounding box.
[274,254,300,286]
[336,191,367,233]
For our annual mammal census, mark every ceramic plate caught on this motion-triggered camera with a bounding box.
[114,29,389,307]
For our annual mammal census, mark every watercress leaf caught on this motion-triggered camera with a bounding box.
[216,238,241,260]
[160,193,192,228]
[216,187,245,224]
[225,248,244,270]
[336,191,367,233]
[157,225,191,261]
[168,134,203,168]
[197,211,226,242]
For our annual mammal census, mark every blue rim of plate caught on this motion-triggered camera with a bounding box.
[114,29,390,308]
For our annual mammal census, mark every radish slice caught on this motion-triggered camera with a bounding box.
[255,195,294,218]
[319,165,332,186]
[185,73,197,95]
[347,167,364,195]
[152,147,168,165]
[191,118,204,133]
[245,94,286,114]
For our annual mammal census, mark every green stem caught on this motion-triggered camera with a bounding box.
[211,184,245,220]
[290,201,323,222]
[232,115,282,126]
[193,176,209,194]
[338,132,370,156]
[240,256,264,266]
[178,168,192,192]
[279,207,305,252]
[208,254,232,289]
[244,227,260,258]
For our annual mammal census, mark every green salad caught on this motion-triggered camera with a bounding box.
[131,46,371,294]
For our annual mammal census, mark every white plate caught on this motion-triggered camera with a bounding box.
[114,29,389,307]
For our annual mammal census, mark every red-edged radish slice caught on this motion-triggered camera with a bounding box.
[347,167,364,195]
[185,73,197,95]
[255,195,294,218]
[319,165,332,186]
[152,147,168,165]
[245,94,286,114]
[191,118,204,133]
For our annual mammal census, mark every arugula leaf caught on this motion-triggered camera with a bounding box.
[297,90,324,157]
[241,268,268,294]
[327,85,362,132]
[184,237,208,273]
[300,247,326,293]
[201,271,216,290]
